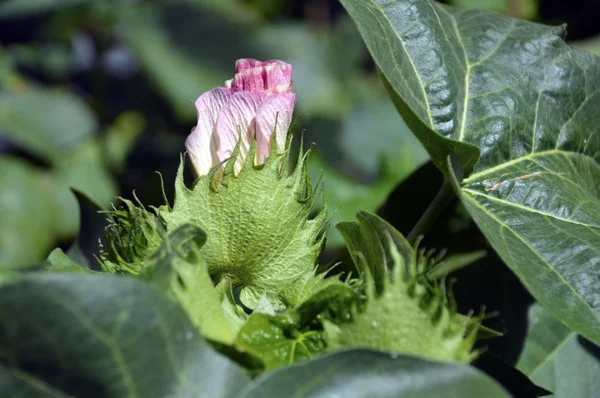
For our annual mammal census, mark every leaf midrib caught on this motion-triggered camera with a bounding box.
[462,189,600,230]
[9,367,71,398]
[463,149,599,182]
[527,331,575,378]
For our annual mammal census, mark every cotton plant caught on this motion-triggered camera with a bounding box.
[99,58,483,369]
[4,0,597,395]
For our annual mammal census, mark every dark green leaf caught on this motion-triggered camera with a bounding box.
[0,86,97,162]
[232,284,357,370]
[341,0,600,345]
[0,365,71,398]
[240,350,510,397]
[0,0,89,17]
[0,273,249,397]
[234,313,326,370]
[516,303,600,397]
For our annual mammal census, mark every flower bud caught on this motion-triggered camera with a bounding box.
[186,58,297,176]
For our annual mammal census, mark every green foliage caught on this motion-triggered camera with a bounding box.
[162,143,330,310]
[0,157,63,268]
[232,283,359,370]
[332,211,479,363]
[240,350,510,398]
[0,0,90,17]
[0,85,96,162]
[234,312,326,370]
[0,273,249,397]
[516,304,600,397]
[341,0,600,346]
[2,0,598,395]
[0,58,129,266]
[43,248,91,273]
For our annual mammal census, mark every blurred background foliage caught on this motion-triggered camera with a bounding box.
[1,0,600,364]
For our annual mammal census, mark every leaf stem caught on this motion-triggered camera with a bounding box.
[407,180,455,243]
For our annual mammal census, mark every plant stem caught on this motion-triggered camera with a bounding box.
[407,179,455,244]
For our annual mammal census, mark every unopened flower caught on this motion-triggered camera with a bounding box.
[186,58,297,176]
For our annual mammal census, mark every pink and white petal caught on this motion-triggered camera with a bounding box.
[231,66,266,92]
[262,64,292,92]
[254,93,297,163]
[215,91,267,173]
[231,64,293,93]
[188,87,234,176]
[185,128,215,177]
[194,87,234,143]
[224,79,233,88]
[235,58,263,73]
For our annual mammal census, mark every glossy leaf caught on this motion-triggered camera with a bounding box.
[0,273,249,397]
[240,350,510,397]
[516,303,600,397]
[341,0,600,345]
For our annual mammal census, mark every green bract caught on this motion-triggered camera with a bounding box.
[161,141,331,311]
[332,212,479,363]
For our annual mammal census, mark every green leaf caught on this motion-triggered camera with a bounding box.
[0,157,59,268]
[516,303,600,397]
[0,365,72,398]
[0,86,97,162]
[240,350,510,397]
[341,0,600,345]
[0,0,89,17]
[450,0,538,20]
[52,139,118,236]
[233,284,358,370]
[234,313,326,370]
[42,248,90,273]
[451,153,600,345]
[0,273,249,397]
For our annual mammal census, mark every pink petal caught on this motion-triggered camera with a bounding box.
[255,93,297,163]
[231,63,293,93]
[187,87,233,176]
[235,58,263,73]
[185,129,214,177]
[215,91,268,173]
